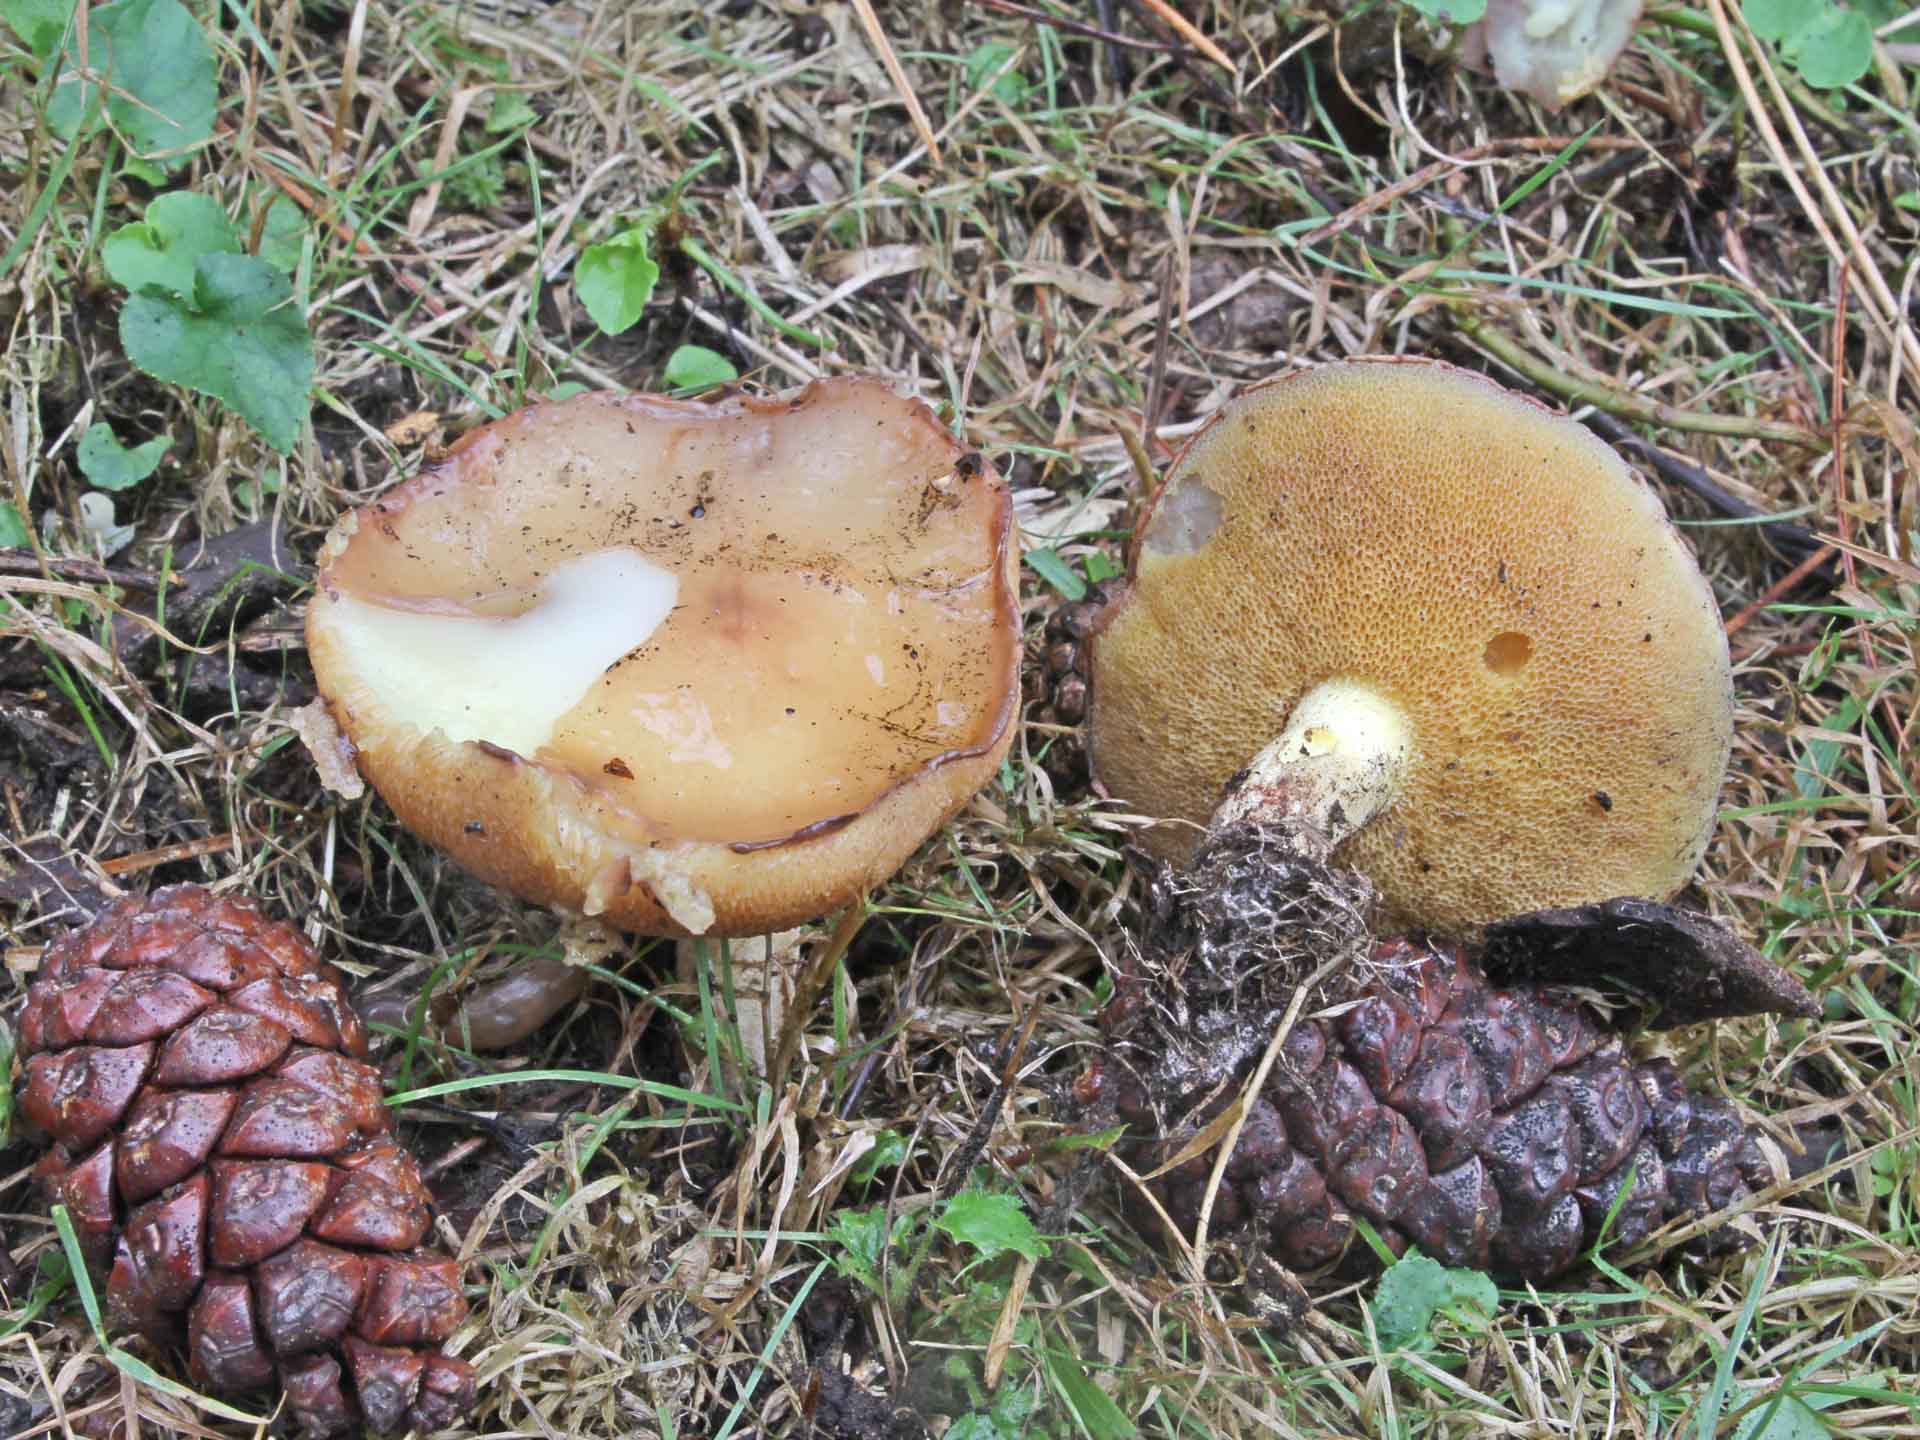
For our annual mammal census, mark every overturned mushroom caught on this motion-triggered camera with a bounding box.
[307,378,1019,939]
[1089,357,1734,935]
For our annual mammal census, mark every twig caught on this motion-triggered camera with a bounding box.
[849,0,943,165]
[1723,545,1839,638]
[1131,0,1235,71]
[99,834,238,878]
[1452,308,1826,450]
[0,550,185,591]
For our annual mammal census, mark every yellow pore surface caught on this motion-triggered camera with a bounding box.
[311,379,1014,850]
[1089,359,1734,933]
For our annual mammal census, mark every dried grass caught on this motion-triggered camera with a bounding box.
[1,0,1916,1436]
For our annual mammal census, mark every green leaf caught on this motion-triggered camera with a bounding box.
[254,193,308,274]
[1786,5,1874,87]
[487,89,538,133]
[77,422,169,490]
[826,1205,918,1303]
[1743,0,1804,39]
[120,155,167,186]
[851,1129,909,1184]
[1733,1391,1831,1440]
[0,503,28,547]
[2,0,73,59]
[1046,1351,1136,1440]
[965,40,1031,105]
[1370,1252,1499,1351]
[102,190,238,296]
[933,1190,1049,1263]
[120,253,314,454]
[663,343,738,391]
[1025,545,1087,601]
[947,1385,1036,1440]
[1745,0,1874,87]
[576,222,661,336]
[1399,0,1488,22]
[48,0,217,163]
[1083,550,1122,584]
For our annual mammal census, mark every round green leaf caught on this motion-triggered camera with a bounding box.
[254,193,309,274]
[2,0,74,59]
[47,0,216,163]
[102,190,238,296]
[77,422,170,490]
[1370,1251,1499,1350]
[662,343,739,392]
[119,253,314,455]
[575,223,661,337]
[1786,4,1874,87]
[1743,0,1803,41]
[965,41,1032,105]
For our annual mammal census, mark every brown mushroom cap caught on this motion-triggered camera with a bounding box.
[307,377,1018,937]
[1088,358,1733,933]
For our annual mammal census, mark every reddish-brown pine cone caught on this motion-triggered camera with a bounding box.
[18,885,477,1436]
[1127,937,1773,1282]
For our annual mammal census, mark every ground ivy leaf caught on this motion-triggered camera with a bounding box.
[102,191,238,296]
[1370,1252,1499,1350]
[575,222,660,336]
[77,422,169,491]
[662,343,738,391]
[2,0,72,59]
[1784,4,1873,87]
[0,503,28,547]
[48,0,216,163]
[254,193,308,274]
[1743,0,1802,39]
[120,253,314,454]
[933,1190,1049,1262]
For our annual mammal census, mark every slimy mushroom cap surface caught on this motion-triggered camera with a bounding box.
[308,377,1018,936]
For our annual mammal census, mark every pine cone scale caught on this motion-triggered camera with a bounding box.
[22,1043,156,1149]
[119,1087,240,1201]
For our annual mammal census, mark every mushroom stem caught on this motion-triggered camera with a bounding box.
[1209,678,1412,849]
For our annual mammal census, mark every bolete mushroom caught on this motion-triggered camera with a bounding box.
[306,377,1019,939]
[1088,358,1734,934]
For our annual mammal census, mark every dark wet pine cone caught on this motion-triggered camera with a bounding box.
[1130,936,1772,1281]
[18,885,475,1436]
[1030,585,1112,730]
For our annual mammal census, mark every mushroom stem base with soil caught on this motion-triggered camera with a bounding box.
[1210,678,1411,852]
